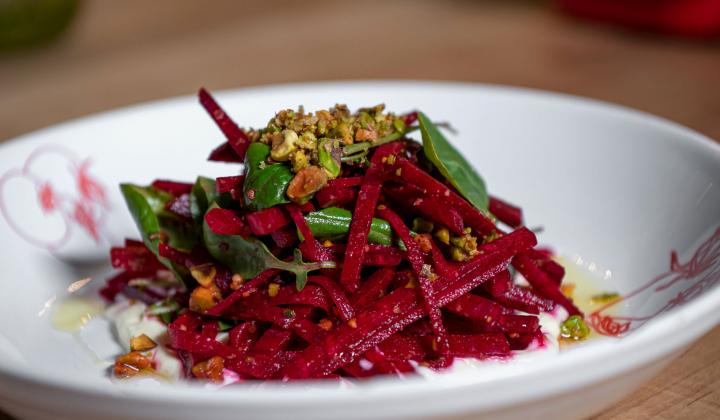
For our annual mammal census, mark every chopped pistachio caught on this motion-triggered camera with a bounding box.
[333,122,353,144]
[560,315,590,341]
[130,334,157,352]
[355,128,378,142]
[434,227,450,245]
[358,111,374,129]
[291,149,309,172]
[190,263,216,287]
[318,138,341,178]
[113,351,152,379]
[297,131,317,149]
[451,231,479,253]
[268,283,280,298]
[414,234,433,254]
[591,292,620,304]
[318,318,333,331]
[270,129,299,161]
[189,285,221,314]
[483,230,501,244]
[287,165,328,203]
[450,246,468,262]
[561,283,576,298]
[250,103,405,173]
[192,356,224,382]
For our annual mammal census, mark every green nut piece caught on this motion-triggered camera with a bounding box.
[560,315,590,341]
[291,150,309,172]
[358,112,374,129]
[318,138,341,179]
[434,227,450,245]
[270,129,299,161]
[298,131,317,150]
[450,246,467,262]
[333,122,353,144]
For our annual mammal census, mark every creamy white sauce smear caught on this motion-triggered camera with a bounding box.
[107,301,182,381]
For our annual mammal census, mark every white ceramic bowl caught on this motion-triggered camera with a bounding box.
[0,81,718,420]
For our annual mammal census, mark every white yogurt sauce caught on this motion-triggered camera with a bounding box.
[106,301,182,381]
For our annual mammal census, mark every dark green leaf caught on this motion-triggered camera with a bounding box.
[304,207,392,245]
[418,112,489,212]
[243,142,293,210]
[190,176,234,231]
[120,184,197,286]
[190,176,218,224]
[120,183,163,255]
[203,203,334,289]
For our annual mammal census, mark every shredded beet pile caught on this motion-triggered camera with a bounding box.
[103,89,583,382]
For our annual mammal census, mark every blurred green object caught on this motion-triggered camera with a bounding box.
[0,0,79,51]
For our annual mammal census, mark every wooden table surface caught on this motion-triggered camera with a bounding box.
[1,1,718,419]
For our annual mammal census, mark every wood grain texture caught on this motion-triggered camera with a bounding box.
[0,1,718,419]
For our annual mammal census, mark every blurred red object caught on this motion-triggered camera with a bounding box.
[557,0,720,38]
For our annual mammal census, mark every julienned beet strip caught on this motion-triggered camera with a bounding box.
[246,207,291,236]
[384,185,465,235]
[376,205,451,364]
[315,185,356,209]
[522,248,565,284]
[151,180,193,196]
[198,88,251,160]
[351,267,395,309]
[286,204,333,263]
[391,158,498,236]
[280,227,536,378]
[489,196,523,228]
[308,275,355,322]
[325,176,363,189]
[512,253,582,317]
[339,147,393,292]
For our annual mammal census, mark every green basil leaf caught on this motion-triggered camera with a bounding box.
[190,176,217,224]
[203,203,334,289]
[418,112,489,212]
[120,184,197,286]
[243,142,293,210]
[304,207,392,245]
[190,176,234,228]
[120,183,164,255]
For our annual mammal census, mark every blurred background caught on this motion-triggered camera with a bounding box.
[0,0,719,142]
[0,0,718,418]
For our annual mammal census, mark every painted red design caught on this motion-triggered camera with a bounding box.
[0,145,110,250]
[590,227,720,337]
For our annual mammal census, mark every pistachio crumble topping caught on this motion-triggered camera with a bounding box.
[244,104,407,203]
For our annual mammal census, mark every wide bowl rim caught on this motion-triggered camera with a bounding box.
[0,80,719,410]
